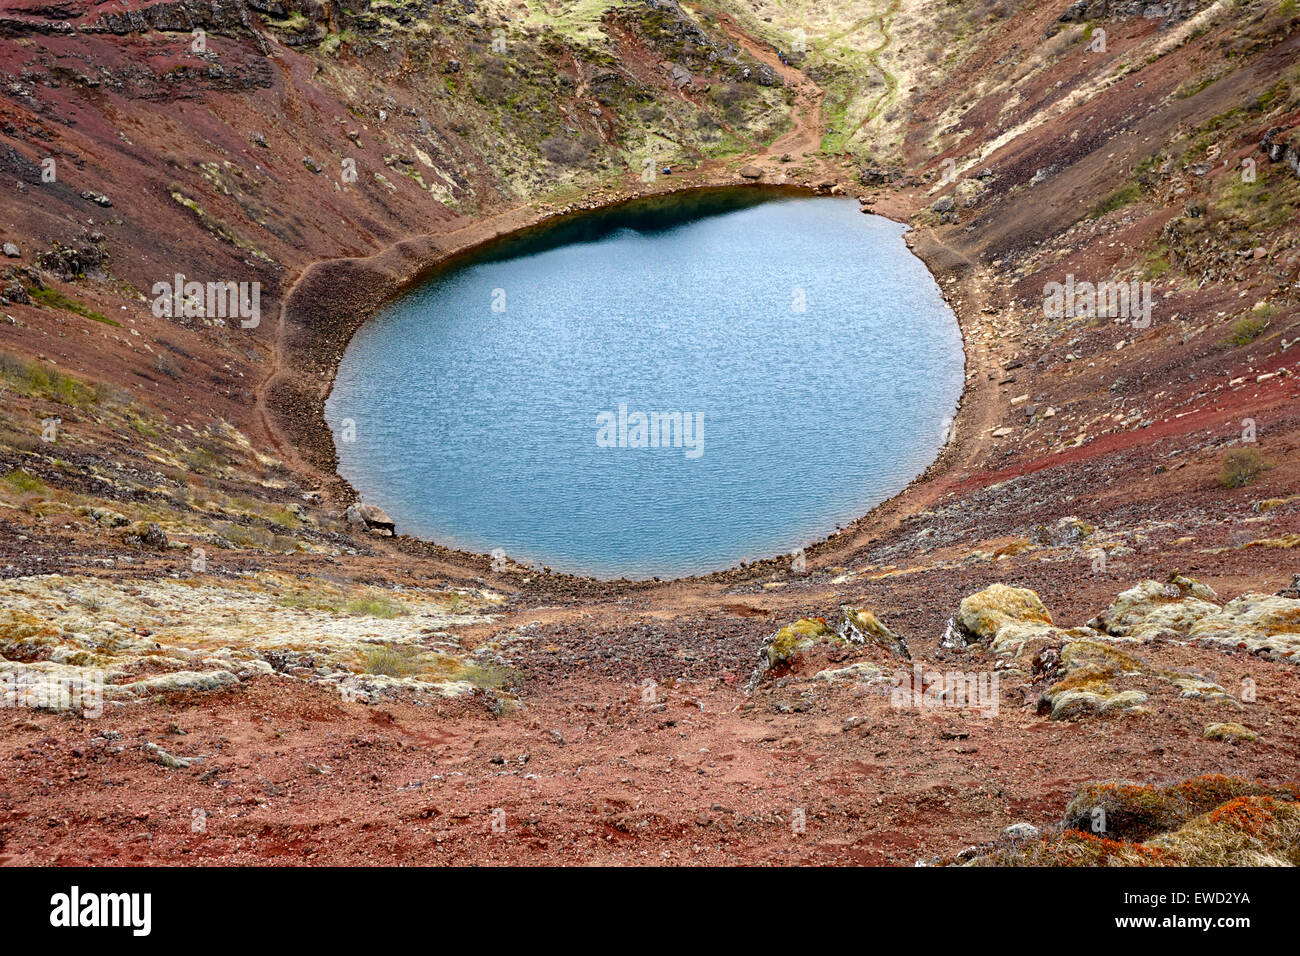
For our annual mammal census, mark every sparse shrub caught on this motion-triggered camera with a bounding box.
[345,595,406,618]
[362,644,421,677]
[539,133,596,167]
[154,356,182,380]
[1222,315,1270,348]
[0,352,102,407]
[278,590,342,612]
[1220,448,1270,488]
[269,507,302,530]
[183,446,222,474]
[2,469,44,494]
[1089,183,1141,219]
[459,662,521,691]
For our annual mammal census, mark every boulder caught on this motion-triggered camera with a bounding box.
[1036,635,1232,720]
[745,617,831,691]
[1088,573,1221,640]
[1002,822,1041,842]
[837,606,909,659]
[954,583,1052,645]
[738,164,763,179]
[344,502,395,536]
[1187,593,1300,662]
[124,522,168,550]
[3,242,19,258]
[1203,722,1258,743]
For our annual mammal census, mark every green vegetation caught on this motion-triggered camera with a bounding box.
[0,352,104,407]
[278,589,406,618]
[362,644,421,677]
[28,287,120,327]
[2,469,44,494]
[267,11,310,32]
[345,595,405,618]
[1141,254,1171,280]
[459,661,522,691]
[1088,182,1142,219]
[182,446,222,474]
[1222,314,1270,348]
[1175,74,1219,99]
[269,507,302,531]
[1220,448,1270,489]
[1216,173,1295,231]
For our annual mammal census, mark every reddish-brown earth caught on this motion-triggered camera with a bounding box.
[0,0,1298,865]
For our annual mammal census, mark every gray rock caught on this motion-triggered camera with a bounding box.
[1003,822,1041,842]
[3,242,19,258]
[344,502,395,536]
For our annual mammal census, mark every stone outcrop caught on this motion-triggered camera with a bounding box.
[950,582,1052,647]
[1088,573,1222,640]
[344,502,395,536]
[837,606,910,659]
[747,609,907,691]
[1188,593,1300,663]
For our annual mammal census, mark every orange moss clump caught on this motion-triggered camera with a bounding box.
[1205,796,1277,840]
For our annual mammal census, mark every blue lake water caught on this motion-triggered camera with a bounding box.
[325,191,964,578]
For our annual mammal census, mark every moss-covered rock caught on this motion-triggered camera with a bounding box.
[1145,797,1300,866]
[1188,593,1300,663]
[746,617,834,691]
[811,660,887,684]
[1089,573,1221,640]
[1036,637,1232,720]
[955,583,1052,645]
[763,617,832,668]
[1204,722,1259,743]
[1061,774,1294,841]
[955,776,1300,866]
[990,622,1091,659]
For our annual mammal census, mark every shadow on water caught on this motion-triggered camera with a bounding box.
[425,186,793,279]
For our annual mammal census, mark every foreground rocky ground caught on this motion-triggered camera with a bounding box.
[2,569,1298,864]
[1,0,1298,864]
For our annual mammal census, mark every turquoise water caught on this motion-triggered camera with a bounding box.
[326,191,964,578]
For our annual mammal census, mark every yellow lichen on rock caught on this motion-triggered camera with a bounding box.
[1089,573,1221,640]
[956,583,1052,642]
[1204,722,1259,743]
[1188,593,1300,663]
[763,617,832,668]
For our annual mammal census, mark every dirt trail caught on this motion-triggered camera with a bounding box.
[715,12,826,161]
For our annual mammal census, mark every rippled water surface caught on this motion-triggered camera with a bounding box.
[326,191,963,578]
